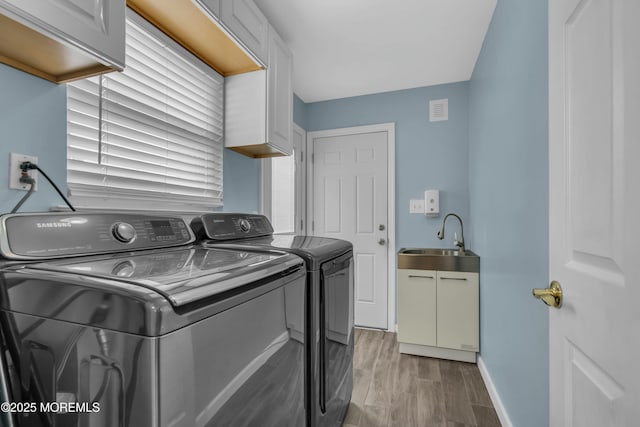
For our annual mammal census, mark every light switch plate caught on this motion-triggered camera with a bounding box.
[409,199,425,214]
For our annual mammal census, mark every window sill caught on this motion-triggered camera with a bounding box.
[60,196,221,215]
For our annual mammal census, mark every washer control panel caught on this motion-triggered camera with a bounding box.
[0,212,194,260]
[191,213,274,241]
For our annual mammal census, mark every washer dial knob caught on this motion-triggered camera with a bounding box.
[239,219,251,233]
[112,222,137,243]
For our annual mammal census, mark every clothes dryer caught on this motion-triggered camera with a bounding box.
[191,213,353,427]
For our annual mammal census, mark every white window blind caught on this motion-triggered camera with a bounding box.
[67,10,224,210]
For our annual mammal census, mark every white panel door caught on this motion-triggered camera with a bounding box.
[311,130,389,329]
[548,0,640,425]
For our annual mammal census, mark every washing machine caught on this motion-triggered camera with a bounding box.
[191,213,353,427]
[0,211,306,427]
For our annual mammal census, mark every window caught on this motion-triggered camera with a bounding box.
[66,10,224,211]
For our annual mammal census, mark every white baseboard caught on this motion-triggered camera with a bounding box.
[477,356,513,427]
[399,342,477,363]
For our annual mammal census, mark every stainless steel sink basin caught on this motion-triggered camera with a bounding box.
[400,248,468,256]
[397,248,480,272]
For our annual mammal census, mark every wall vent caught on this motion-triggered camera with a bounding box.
[429,99,449,122]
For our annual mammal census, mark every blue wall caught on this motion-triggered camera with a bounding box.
[305,82,470,250]
[468,1,549,426]
[221,148,261,213]
[0,64,67,214]
[293,93,307,129]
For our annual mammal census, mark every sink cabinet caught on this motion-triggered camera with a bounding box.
[397,268,479,362]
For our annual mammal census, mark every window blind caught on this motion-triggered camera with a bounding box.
[67,10,224,210]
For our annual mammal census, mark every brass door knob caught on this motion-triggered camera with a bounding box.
[532,281,563,308]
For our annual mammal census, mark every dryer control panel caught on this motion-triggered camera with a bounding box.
[191,213,274,241]
[0,212,194,260]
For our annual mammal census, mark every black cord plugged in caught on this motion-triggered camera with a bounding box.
[12,161,76,212]
[19,161,37,171]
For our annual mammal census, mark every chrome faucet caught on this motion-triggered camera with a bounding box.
[437,213,465,253]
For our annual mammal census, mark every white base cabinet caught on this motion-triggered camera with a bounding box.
[397,268,479,362]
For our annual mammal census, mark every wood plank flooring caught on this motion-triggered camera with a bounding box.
[344,328,501,427]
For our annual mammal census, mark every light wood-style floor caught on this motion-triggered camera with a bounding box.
[344,328,501,427]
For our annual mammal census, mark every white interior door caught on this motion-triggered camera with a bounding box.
[309,125,394,330]
[548,0,640,425]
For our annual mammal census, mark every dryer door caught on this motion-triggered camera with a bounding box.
[319,252,354,423]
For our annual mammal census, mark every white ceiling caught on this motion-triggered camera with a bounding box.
[254,0,497,103]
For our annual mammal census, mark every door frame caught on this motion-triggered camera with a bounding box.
[306,123,396,331]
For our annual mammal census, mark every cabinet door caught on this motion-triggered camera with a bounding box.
[220,0,268,64]
[1,0,125,68]
[397,269,437,346]
[436,271,479,351]
[267,26,293,155]
[194,0,220,20]
[224,69,268,149]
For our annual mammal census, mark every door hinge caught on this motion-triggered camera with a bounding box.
[300,219,304,231]
[311,153,314,164]
[300,151,304,162]
[312,220,315,232]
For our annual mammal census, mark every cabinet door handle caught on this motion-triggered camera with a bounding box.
[408,275,434,279]
[439,277,468,281]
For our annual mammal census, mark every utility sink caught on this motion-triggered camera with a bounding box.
[397,247,480,272]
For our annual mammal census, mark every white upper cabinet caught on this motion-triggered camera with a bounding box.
[220,0,268,64]
[0,0,125,82]
[267,25,293,154]
[194,0,220,21]
[224,23,293,158]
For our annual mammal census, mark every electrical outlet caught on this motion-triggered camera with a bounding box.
[409,199,425,214]
[9,153,38,191]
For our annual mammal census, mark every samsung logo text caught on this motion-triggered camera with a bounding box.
[36,223,73,228]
